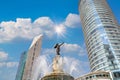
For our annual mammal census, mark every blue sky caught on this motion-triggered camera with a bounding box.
[0,0,120,80]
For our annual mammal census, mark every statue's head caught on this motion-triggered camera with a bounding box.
[54,43,59,48]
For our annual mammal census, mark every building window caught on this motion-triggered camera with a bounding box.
[114,72,120,78]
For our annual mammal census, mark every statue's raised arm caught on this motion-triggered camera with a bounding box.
[60,42,64,46]
[54,42,64,55]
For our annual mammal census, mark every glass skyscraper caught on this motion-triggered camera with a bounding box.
[22,34,43,80]
[15,52,27,80]
[79,0,120,72]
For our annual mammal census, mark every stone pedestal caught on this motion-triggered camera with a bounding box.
[52,55,63,73]
[40,51,74,80]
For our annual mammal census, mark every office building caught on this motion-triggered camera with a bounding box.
[22,34,43,80]
[79,0,120,79]
[76,71,111,80]
[79,0,120,71]
[15,52,27,80]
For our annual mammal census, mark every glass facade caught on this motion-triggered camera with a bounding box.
[79,0,120,72]
[110,70,120,80]
[15,52,27,80]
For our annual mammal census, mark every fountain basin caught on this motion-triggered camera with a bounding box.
[41,72,74,80]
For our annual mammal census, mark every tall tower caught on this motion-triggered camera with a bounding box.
[22,34,43,80]
[79,0,120,72]
[15,52,27,80]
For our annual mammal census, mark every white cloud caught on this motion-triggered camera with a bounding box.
[0,51,18,80]
[61,43,87,56]
[0,62,5,67]
[0,62,18,68]
[41,43,87,57]
[0,51,18,67]
[6,62,18,68]
[33,17,55,38]
[34,17,53,27]
[62,43,81,53]
[0,65,18,80]
[65,13,81,28]
[0,17,55,42]
[0,13,81,43]
[0,51,8,61]
[42,48,55,55]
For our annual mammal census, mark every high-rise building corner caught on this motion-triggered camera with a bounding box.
[78,0,120,80]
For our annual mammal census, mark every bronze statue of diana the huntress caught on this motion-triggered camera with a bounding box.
[54,42,64,55]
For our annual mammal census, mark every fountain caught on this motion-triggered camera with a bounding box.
[40,43,74,80]
[31,42,87,80]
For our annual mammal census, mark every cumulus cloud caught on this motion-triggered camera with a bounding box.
[6,62,18,67]
[65,13,81,28]
[0,51,8,61]
[33,17,55,38]
[0,17,55,42]
[34,17,53,27]
[0,51,18,67]
[0,64,18,80]
[0,13,80,43]
[41,43,87,56]
[0,51,18,80]
[0,51,18,68]
[62,43,81,53]
[0,62,18,68]
[41,48,55,55]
